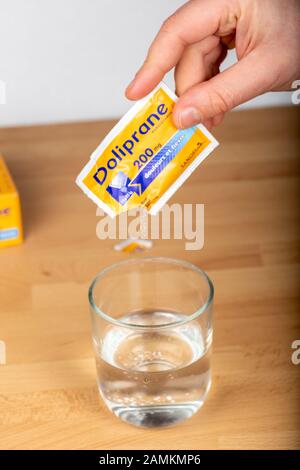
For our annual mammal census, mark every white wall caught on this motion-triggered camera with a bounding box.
[0,0,292,127]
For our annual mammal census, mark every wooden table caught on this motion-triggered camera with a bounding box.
[0,107,299,450]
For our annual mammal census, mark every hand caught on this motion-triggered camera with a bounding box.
[125,0,300,129]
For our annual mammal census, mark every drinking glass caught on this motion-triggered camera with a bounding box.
[89,257,214,428]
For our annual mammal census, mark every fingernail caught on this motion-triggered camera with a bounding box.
[126,77,138,96]
[177,107,202,128]
[126,80,134,93]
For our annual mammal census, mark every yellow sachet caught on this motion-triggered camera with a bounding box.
[76,82,218,217]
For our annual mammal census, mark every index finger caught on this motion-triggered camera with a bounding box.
[125,0,225,100]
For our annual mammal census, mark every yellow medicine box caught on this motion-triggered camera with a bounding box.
[0,154,23,247]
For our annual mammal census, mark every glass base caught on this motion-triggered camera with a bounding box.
[100,382,211,428]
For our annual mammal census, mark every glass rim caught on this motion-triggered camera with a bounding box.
[88,257,214,330]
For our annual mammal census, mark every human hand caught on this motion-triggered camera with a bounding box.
[126,0,300,129]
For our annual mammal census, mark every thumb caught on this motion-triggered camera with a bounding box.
[173,49,275,128]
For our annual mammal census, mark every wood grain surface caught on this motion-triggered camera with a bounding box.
[0,107,299,450]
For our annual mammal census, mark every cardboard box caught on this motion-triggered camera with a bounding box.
[0,154,23,247]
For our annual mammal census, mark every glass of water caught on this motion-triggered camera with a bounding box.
[89,257,214,428]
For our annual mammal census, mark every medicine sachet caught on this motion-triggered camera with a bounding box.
[76,82,218,217]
